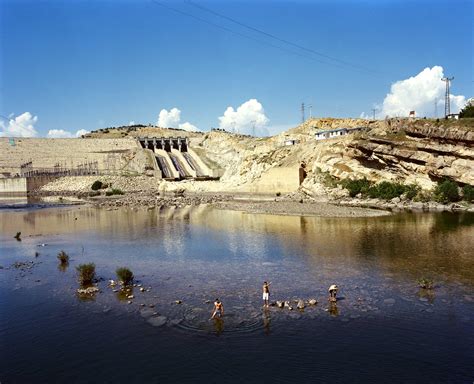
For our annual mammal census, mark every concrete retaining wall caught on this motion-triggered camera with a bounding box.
[0,177,27,194]
[0,175,58,194]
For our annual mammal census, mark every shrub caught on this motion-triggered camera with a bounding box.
[57,250,69,264]
[404,184,421,200]
[76,263,96,285]
[434,179,460,203]
[462,185,474,202]
[116,267,134,286]
[417,278,434,289]
[105,188,124,196]
[342,178,371,197]
[91,180,103,191]
[367,181,406,200]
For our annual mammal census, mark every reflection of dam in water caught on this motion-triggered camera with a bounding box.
[137,137,217,180]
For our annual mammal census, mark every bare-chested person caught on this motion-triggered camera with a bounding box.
[211,298,224,319]
[262,281,271,307]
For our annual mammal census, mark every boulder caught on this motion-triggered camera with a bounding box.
[297,300,305,309]
[308,299,318,306]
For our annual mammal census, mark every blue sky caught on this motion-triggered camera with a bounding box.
[0,0,472,137]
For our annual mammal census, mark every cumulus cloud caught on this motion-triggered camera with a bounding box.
[156,107,199,131]
[178,122,198,132]
[47,128,89,138]
[218,99,269,136]
[0,112,38,137]
[75,129,90,137]
[157,108,181,128]
[47,129,73,138]
[379,66,466,118]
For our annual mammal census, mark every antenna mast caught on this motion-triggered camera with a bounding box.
[441,76,454,117]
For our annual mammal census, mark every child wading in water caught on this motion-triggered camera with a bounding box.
[262,281,271,307]
[211,298,224,319]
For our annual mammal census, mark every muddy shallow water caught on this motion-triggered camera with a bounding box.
[0,202,473,383]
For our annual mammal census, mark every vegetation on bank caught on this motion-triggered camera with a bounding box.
[76,263,96,285]
[105,188,124,196]
[116,267,134,286]
[318,169,473,203]
[57,250,69,264]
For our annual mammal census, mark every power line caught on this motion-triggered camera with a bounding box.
[150,1,368,72]
[186,0,378,74]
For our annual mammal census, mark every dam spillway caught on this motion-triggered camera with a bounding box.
[137,137,215,180]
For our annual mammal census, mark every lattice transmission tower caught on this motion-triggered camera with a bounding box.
[441,76,454,117]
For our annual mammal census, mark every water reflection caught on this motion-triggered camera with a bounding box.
[328,302,339,317]
[212,317,224,336]
[262,308,271,335]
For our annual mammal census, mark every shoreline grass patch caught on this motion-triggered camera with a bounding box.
[57,250,69,264]
[76,263,96,286]
[116,267,134,286]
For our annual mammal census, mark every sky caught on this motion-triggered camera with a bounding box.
[0,0,472,137]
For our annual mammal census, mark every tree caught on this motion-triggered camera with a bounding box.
[459,103,474,118]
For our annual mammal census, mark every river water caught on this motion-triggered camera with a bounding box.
[0,199,473,383]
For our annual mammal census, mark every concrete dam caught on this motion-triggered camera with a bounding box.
[137,137,216,180]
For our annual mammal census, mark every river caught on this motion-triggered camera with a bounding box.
[0,199,473,383]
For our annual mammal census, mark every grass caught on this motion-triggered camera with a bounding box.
[462,185,474,202]
[76,263,96,285]
[116,267,134,286]
[57,250,69,264]
[417,278,434,289]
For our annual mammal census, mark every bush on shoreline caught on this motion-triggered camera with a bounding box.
[434,179,460,203]
[462,185,474,202]
[57,250,69,264]
[116,267,134,286]
[91,180,103,191]
[76,263,96,285]
[105,188,124,196]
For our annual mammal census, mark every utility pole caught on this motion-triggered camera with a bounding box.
[301,102,305,123]
[250,120,256,136]
[441,76,454,117]
[307,104,313,119]
[434,98,438,118]
[371,108,377,120]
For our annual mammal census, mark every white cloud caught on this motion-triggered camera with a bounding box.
[47,129,89,138]
[157,107,181,128]
[47,129,73,138]
[218,99,269,136]
[0,112,38,137]
[178,122,198,132]
[380,66,466,118]
[75,129,89,137]
[128,121,135,126]
[157,107,200,131]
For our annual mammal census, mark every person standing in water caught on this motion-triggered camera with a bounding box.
[211,298,224,319]
[328,284,338,302]
[262,281,271,307]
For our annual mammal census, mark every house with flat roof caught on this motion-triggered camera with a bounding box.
[315,127,365,140]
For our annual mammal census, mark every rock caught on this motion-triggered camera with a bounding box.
[297,300,305,309]
[391,197,401,203]
[140,308,156,318]
[308,299,318,306]
[147,316,167,327]
[127,301,132,304]
[174,300,182,304]
[77,286,99,295]
[108,279,116,287]
[276,301,284,308]
[127,295,134,299]
[140,287,145,292]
